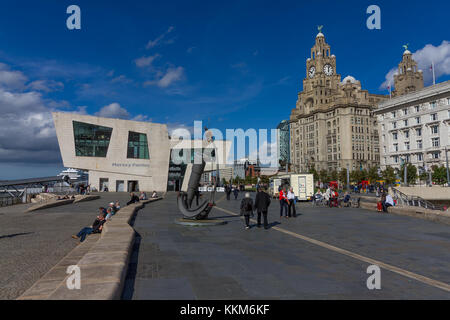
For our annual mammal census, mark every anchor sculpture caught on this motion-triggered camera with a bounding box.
[177,129,219,220]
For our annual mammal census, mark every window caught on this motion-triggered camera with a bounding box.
[73,121,113,157]
[404,130,410,138]
[415,117,420,124]
[431,101,437,108]
[432,137,440,147]
[418,153,423,161]
[431,113,438,121]
[416,128,422,136]
[394,156,399,163]
[416,140,422,149]
[393,132,398,140]
[403,108,408,115]
[404,142,410,150]
[431,125,439,134]
[392,121,397,129]
[391,111,396,118]
[415,106,420,112]
[393,143,398,152]
[404,119,408,126]
[432,152,440,159]
[127,131,150,159]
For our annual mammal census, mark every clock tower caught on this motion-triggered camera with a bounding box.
[289,28,387,173]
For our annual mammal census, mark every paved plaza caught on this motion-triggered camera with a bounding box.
[124,192,450,299]
[0,193,130,300]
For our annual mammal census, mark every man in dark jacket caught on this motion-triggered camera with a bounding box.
[126,192,140,205]
[254,187,271,229]
[240,192,254,229]
[72,209,106,242]
[225,185,231,200]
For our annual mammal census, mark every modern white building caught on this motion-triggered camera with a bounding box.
[52,112,231,192]
[375,80,450,171]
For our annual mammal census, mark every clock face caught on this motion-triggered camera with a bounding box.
[308,66,316,78]
[323,64,333,76]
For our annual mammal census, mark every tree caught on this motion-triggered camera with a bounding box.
[400,163,418,185]
[367,166,380,183]
[382,166,396,186]
[338,168,348,185]
[329,170,338,181]
[319,169,329,183]
[309,167,319,182]
[259,175,270,185]
[432,165,447,185]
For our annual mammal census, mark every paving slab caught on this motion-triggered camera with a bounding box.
[124,192,450,299]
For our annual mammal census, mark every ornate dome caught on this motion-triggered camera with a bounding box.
[342,75,357,84]
[403,49,411,55]
[316,32,324,38]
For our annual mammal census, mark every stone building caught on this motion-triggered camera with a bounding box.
[289,30,386,173]
[375,76,450,172]
[391,47,424,97]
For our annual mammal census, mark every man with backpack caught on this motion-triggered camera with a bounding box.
[254,187,271,229]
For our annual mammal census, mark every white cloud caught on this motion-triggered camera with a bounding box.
[381,41,450,89]
[146,26,175,49]
[95,102,150,122]
[95,102,130,119]
[28,79,64,92]
[135,54,161,68]
[111,75,132,84]
[0,63,28,90]
[144,66,185,88]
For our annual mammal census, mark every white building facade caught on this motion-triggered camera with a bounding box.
[375,80,450,171]
[52,112,231,192]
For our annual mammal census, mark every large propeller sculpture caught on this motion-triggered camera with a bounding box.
[177,129,218,220]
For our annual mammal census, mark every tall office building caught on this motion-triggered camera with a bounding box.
[277,120,290,167]
[289,30,386,173]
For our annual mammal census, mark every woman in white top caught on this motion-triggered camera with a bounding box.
[287,187,297,217]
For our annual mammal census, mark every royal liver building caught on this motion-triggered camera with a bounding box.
[289,29,386,173]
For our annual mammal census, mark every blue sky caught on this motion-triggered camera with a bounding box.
[0,0,449,179]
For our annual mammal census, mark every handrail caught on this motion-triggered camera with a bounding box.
[391,187,445,211]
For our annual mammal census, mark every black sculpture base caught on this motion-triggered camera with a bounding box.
[174,218,227,227]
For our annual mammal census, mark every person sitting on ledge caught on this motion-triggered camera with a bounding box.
[382,193,394,213]
[105,207,115,221]
[127,192,140,205]
[115,200,121,210]
[151,191,158,198]
[108,202,117,215]
[72,208,106,242]
[139,191,148,200]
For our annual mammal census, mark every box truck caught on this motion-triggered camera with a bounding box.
[270,173,314,201]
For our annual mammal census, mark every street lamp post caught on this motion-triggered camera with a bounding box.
[346,163,350,191]
[445,147,450,187]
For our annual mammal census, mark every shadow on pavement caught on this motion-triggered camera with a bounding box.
[0,232,34,240]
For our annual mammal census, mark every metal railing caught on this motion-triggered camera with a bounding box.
[0,196,23,207]
[391,187,445,211]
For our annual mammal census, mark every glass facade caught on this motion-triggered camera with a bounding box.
[73,121,113,157]
[127,131,150,159]
[277,120,290,164]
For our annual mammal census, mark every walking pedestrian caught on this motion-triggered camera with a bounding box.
[279,186,289,218]
[240,192,254,229]
[226,185,231,200]
[287,187,297,217]
[233,186,239,200]
[254,187,271,229]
